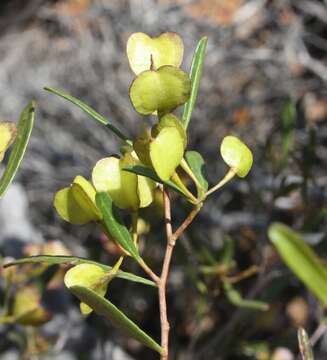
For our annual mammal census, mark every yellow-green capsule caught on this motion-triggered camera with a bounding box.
[64,263,108,315]
[220,136,253,178]
[129,65,191,115]
[127,32,184,75]
[54,176,100,225]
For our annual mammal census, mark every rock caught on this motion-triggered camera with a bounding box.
[0,183,43,256]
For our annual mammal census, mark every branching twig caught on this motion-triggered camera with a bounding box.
[158,189,202,359]
[171,204,202,244]
[158,188,174,359]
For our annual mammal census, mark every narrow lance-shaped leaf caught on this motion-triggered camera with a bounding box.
[123,165,187,198]
[44,87,130,144]
[69,285,164,355]
[96,192,140,261]
[182,37,208,129]
[223,281,269,311]
[185,150,208,191]
[269,223,327,307]
[0,102,35,198]
[4,255,156,287]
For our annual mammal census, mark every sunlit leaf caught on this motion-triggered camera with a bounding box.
[0,102,35,198]
[96,192,140,261]
[123,165,186,197]
[70,285,164,355]
[269,223,327,307]
[127,32,184,75]
[4,255,156,287]
[220,136,253,178]
[44,87,130,143]
[182,37,208,129]
[129,65,191,115]
[185,150,208,191]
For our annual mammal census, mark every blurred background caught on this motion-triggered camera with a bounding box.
[0,0,326,359]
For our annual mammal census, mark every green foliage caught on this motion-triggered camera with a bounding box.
[123,164,188,198]
[0,102,35,198]
[182,36,208,130]
[96,192,141,261]
[185,151,208,191]
[269,223,327,307]
[44,87,130,143]
[4,255,156,287]
[69,285,164,355]
[223,281,269,311]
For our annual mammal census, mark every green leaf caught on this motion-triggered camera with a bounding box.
[223,281,269,311]
[0,102,35,198]
[129,66,191,115]
[44,87,130,144]
[182,37,208,130]
[96,192,140,261]
[281,99,296,164]
[123,165,186,197]
[3,255,156,287]
[185,151,208,191]
[70,285,164,355]
[269,223,327,307]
